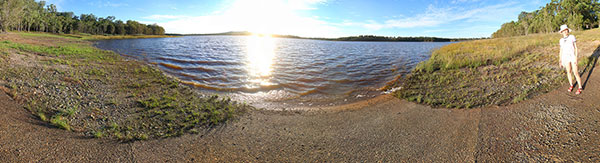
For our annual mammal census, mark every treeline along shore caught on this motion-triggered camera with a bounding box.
[169,31,481,42]
[493,0,600,38]
[0,0,166,35]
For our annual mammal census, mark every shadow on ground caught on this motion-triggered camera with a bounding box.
[582,45,600,89]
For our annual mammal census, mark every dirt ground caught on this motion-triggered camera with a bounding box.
[1,63,599,162]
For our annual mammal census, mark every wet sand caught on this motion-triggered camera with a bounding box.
[1,67,600,162]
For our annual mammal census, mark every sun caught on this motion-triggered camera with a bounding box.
[224,0,299,35]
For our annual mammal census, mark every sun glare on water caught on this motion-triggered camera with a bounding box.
[245,33,277,88]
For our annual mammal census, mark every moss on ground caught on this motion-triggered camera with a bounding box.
[0,32,248,140]
[389,29,600,108]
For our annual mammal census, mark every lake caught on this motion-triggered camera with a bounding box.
[94,35,451,108]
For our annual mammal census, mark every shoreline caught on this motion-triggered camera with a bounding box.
[2,65,599,161]
[92,36,420,110]
[0,32,248,140]
[389,28,600,108]
[94,43,391,110]
[1,31,599,161]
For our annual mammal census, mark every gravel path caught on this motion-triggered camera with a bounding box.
[1,67,599,162]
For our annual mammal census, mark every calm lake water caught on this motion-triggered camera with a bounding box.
[95,36,451,108]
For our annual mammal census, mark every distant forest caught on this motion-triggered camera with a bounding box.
[173,31,478,42]
[493,0,600,38]
[0,0,165,35]
[327,35,478,42]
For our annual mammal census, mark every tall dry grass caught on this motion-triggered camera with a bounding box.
[394,28,600,108]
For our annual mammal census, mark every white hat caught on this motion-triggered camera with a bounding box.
[559,24,571,33]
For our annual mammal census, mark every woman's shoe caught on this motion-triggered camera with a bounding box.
[568,85,574,92]
[575,88,583,95]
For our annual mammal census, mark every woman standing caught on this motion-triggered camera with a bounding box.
[559,24,583,95]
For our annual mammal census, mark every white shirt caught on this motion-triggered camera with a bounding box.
[560,35,576,57]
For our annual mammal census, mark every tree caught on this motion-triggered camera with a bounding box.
[0,0,27,32]
[0,0,166,35]
[493,0,600,38]
[114,20,125,35]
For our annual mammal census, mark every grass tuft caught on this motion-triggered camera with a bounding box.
[50,115,71,131]
[93,131,104,138]
[37,112,47,121]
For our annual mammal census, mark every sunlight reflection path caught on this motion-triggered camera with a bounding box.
[245,34,277,89]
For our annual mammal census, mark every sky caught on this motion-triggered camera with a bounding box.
[45,0,548,38]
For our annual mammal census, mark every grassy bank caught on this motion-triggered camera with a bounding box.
[0,32,248,140]
[389,29,600,108]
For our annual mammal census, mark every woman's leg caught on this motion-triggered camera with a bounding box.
[565,63,574,86]
[571,62,583,88]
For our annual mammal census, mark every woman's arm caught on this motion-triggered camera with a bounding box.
[559,47,563,67]
[574,42,578,59]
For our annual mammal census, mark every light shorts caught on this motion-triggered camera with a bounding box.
[561,53,576,67]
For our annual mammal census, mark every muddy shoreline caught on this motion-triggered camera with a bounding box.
[1,32,599,161]
[2,74,599,161]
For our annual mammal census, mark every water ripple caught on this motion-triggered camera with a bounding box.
[94,36,451,104]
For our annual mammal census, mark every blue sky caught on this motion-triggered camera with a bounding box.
[45,0,547,38]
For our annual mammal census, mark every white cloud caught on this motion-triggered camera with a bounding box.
[352,1,522,30]
[143,15,188,20]
[104,2,128,7]
[451,0,480,4]
[154,0,342,38]
[288,0,327,10]
[87,0,128,8]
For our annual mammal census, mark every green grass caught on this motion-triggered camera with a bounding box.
[16,31,175,41]
[50,115,71,131]
[416,34,556,72]
[93,131,104,138]
[79,34,177,41]
[86,68,107,76]
[0,40,117,62]
[62,107,78,117]
[18,32,80,40]
[37,112,47,121]
[391,29,600,108]
[118,92,242,138]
